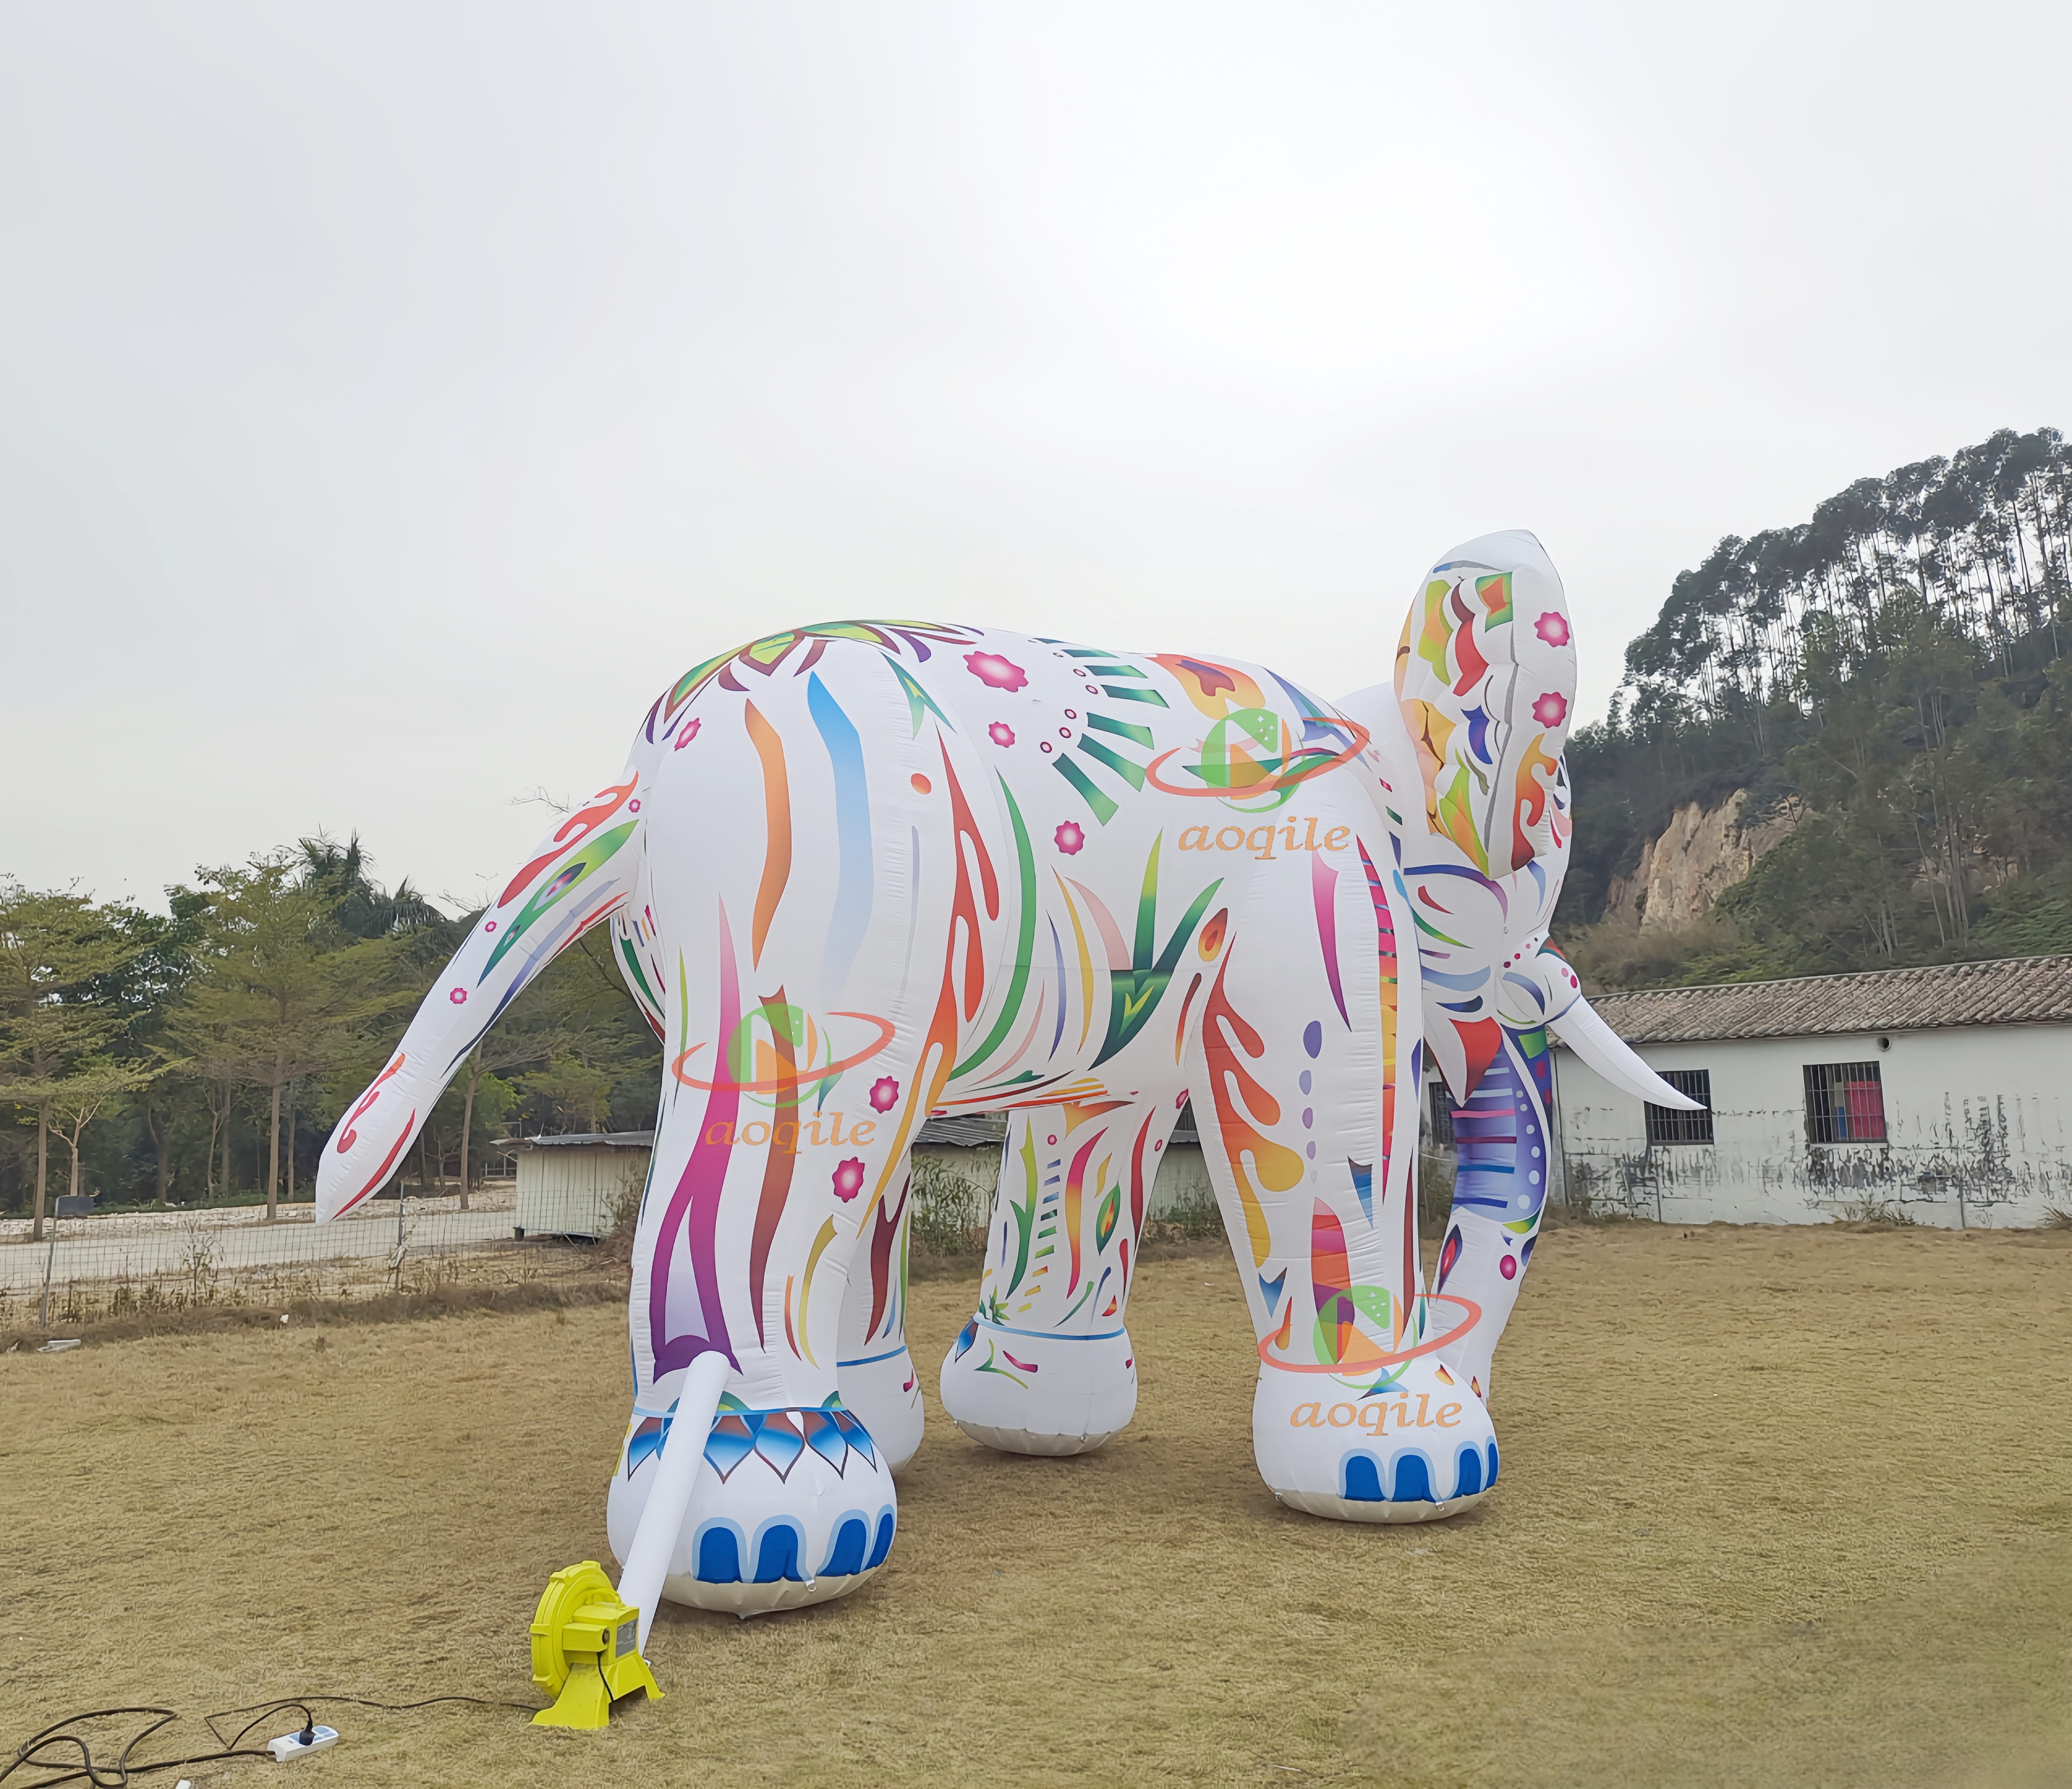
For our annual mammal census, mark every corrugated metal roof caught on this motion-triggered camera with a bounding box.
[519,1131,656,1149]
[1584,954,2072,1044]
[917,1115,1008,1147]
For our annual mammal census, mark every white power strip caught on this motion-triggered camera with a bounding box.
[267,1724,340,1761]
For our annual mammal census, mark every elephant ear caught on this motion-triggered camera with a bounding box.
[1393,528,1577,878]
[1388,531,1579,1102]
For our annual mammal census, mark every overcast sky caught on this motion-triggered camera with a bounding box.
[5,2,2068,912]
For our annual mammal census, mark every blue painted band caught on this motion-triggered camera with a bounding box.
[973,1315,1127,1343]
[837,1345,912,1368]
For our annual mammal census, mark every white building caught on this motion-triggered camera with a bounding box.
[1550,955,2072,1228]
[514,1132,655,1239]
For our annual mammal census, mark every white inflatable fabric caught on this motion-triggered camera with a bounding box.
[317,529,1692,1613]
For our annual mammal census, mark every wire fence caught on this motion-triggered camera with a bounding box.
[0,1184,595,1332]
[4,1135,1473,1334]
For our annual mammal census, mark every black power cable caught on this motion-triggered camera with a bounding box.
[4,1693,543,1787]
[204,1693,538,1749]
[0,1706,268,1787]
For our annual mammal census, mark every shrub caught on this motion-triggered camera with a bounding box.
[909,1154,991,1256]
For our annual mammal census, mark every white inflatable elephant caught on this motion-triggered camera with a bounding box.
[317,530,1688,1623]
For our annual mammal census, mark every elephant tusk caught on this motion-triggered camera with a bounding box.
[618,1349,733,1656]
[1541,975,1701,1110]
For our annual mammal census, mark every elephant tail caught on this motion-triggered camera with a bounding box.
[314,771,651,1222]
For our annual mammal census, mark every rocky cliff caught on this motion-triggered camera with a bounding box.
[1605,790,1803,930]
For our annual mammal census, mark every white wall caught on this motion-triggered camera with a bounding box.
[1554,1023,2072,1228]
[516,1145,651,1238]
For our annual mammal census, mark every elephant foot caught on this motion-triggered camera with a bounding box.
[606,1401,897,1618]
[836,1343,925,1472]
[1251,1358,1497,1523]
[938,1316,1137,1456]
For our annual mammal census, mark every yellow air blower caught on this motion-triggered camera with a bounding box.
[528,1561,662,1730]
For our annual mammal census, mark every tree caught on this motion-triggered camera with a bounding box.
[174,856,408,1222]
[47,1054,170,1209]
[96,888,209,1206]
[0,884,151,1239]
[513,931,662,1142]
[452,1022,566,1207]
[299,833,446,941]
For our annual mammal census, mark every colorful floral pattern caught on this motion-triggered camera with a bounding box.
[318,531,1689,1619]
[964,651,1028,692]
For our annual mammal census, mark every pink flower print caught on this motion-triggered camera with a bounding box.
[1531,691,1569,729]
[832,1158,867,1203]
[1053,821,1085,856]
[673,716,702,751]
[869,1076,900,1113]
[988,722,1016,748]
[448,988,467,1005]
[1534,611,1571,648]
[964,650,1028,693]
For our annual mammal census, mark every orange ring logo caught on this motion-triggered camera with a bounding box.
[1257,1291,1481,1375]
[670,1011,896,1093]
[1143,717,1370,799]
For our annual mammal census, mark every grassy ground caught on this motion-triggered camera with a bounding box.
[2,1222,2068,1787]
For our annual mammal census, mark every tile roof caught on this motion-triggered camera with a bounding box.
[1583,954,2072,1044]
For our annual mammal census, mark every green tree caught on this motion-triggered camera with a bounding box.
[452,1020,567,1206]
[98,888,210,1206]
[512,932,662,1141]
[174,856,408,1222]
[0,884,154,1239]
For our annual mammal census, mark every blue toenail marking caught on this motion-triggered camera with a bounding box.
[1455,1445,1483,1498]
[1341,1453,1386,1501]
[1392,1452,1434,1502]
[867,1509,896,1568]
[1486,1439,1499,1486]
[821,1516,868,1577]
[696,1524,742,1583]
[753,1521,806,1583]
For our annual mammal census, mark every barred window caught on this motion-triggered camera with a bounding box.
[1805,1061,1886,1144]
[1425,1080,1456,1150]
[1645,1069,1714,1145]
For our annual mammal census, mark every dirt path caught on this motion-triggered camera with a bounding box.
[2,1222,2067,1787]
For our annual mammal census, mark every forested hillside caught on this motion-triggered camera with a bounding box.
[0,839,661,1226]
[1558,426,2072,988]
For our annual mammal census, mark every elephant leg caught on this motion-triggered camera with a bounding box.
[605,1055,931,1617]
[835,1156,924,1471]
[1186,837,1497,1524]
[940,1094,1182,1455]
[1430,1028,1554,1407]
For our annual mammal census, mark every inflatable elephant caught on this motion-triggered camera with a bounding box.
[316,529,1689,1624]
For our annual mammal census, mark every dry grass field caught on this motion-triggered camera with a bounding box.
[3,1222,2069,1788]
